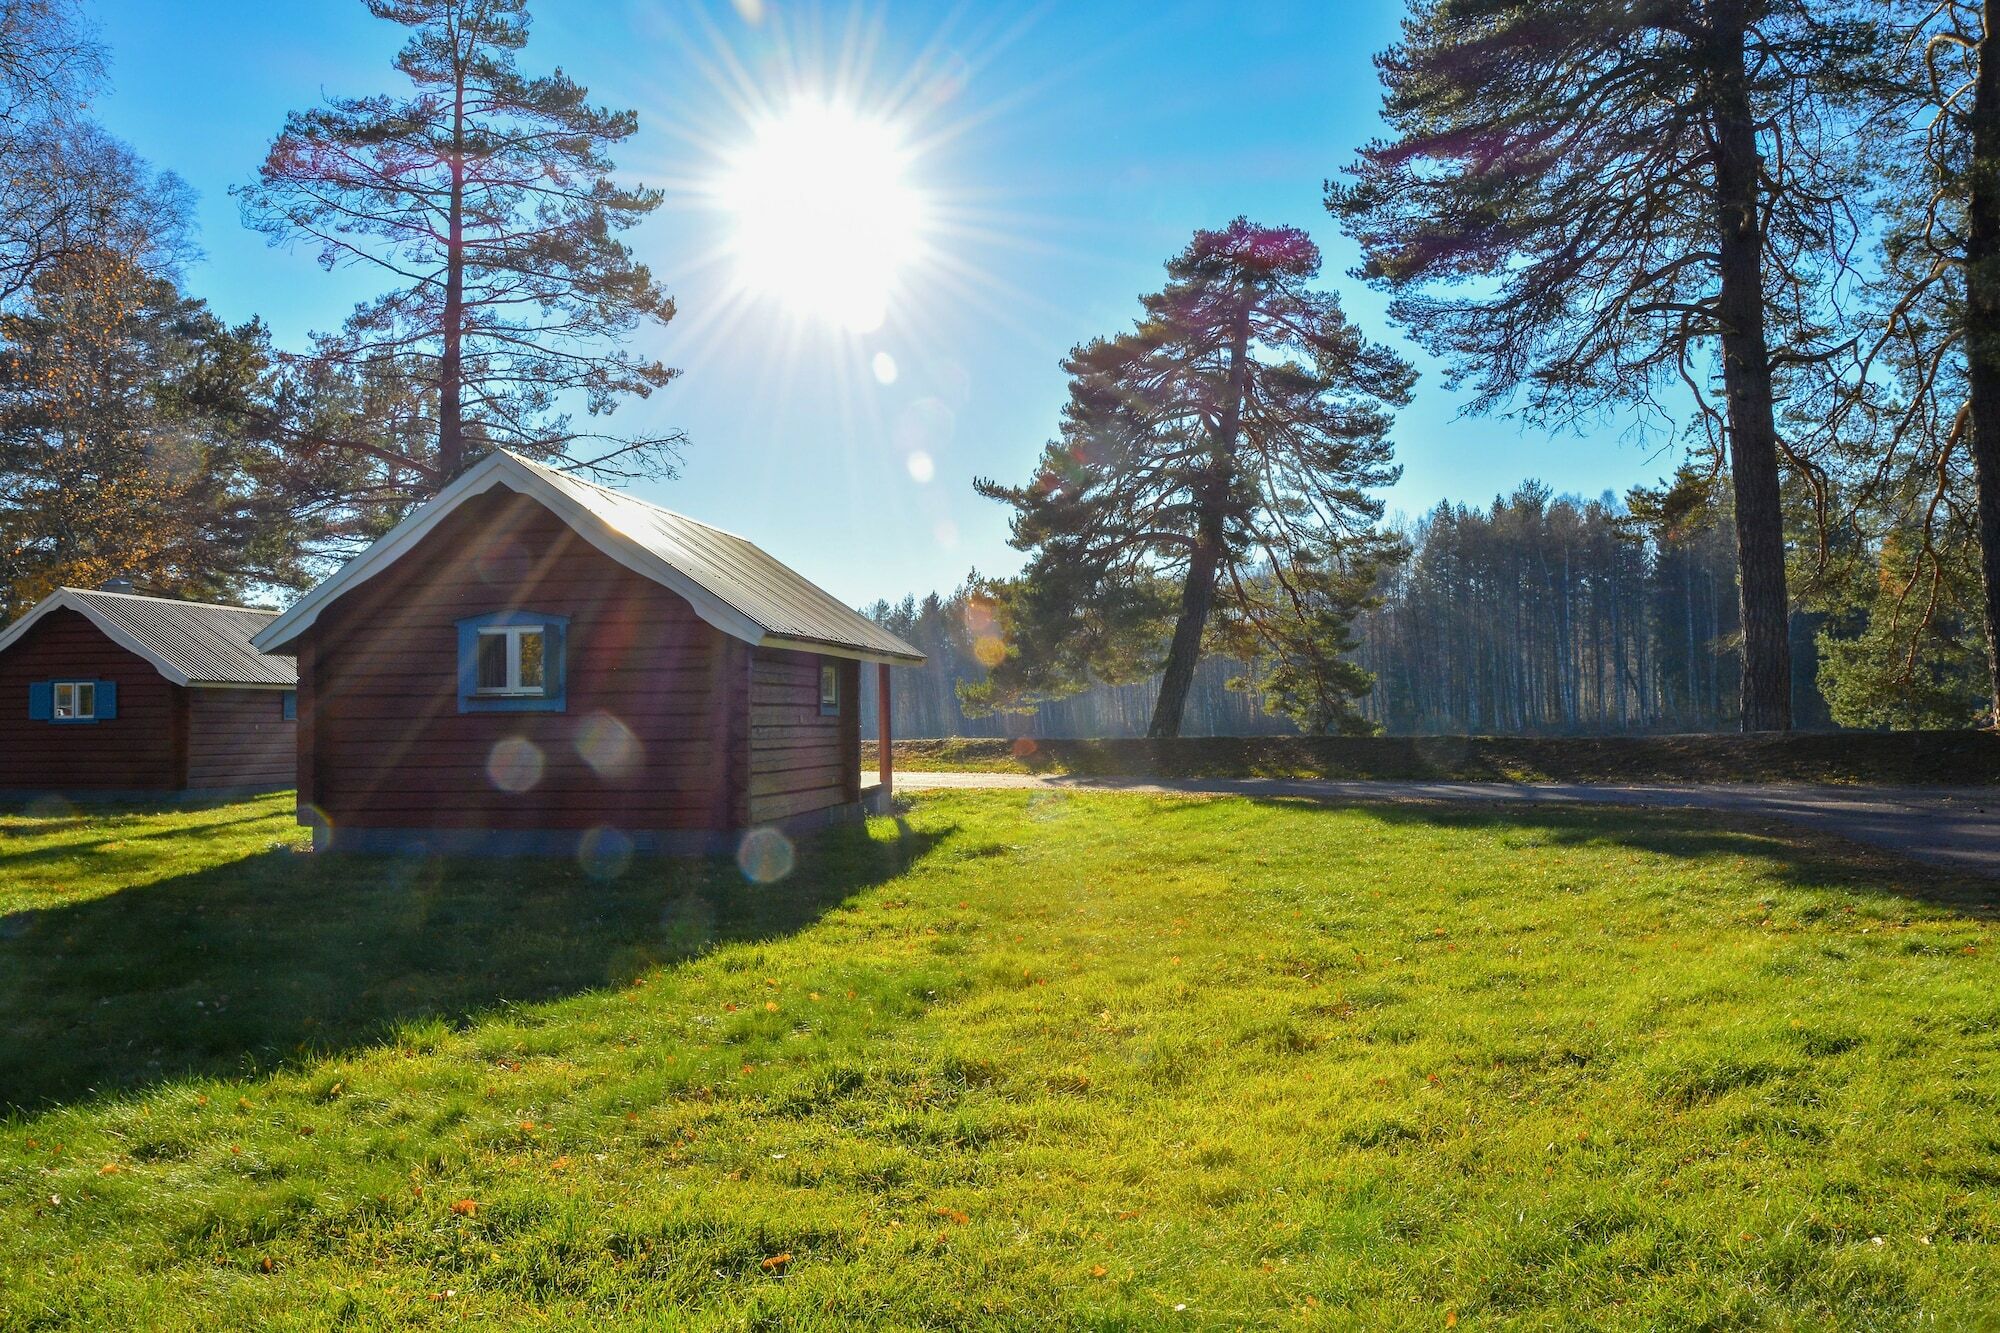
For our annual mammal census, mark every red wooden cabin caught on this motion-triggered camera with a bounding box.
[0,587,297,798]
[252,450,925,855]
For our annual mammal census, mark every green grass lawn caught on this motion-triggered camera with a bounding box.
[2,791,1997,1329]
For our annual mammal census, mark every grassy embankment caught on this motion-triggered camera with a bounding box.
[866,731,2000,784]
[1,789,1997,1326]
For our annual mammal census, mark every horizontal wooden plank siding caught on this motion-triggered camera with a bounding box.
[186,687,295,791]
[304,486,750,832]
[746,648,858,824]
[0,608,180,790]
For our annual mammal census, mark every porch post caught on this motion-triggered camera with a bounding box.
[877,662,892,800]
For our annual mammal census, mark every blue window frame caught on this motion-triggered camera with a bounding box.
[28,679,116,723]
[281,690,297,721]
[456,611,567,713]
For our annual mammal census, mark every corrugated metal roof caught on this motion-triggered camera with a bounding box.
[525,457,926,663]
[56,588,296,686]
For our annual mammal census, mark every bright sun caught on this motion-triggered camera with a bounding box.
[718,100,928,334]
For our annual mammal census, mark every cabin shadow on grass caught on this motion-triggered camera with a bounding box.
[0,820,946,1114]
[1240,794,2000,919]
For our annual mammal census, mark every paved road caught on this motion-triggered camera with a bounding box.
[881,771,2000,877]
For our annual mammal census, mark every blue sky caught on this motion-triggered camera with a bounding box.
[87,0,1679,606]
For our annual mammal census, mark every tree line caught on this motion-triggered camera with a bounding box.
[865,463,1997,739]
[0,0,678,622]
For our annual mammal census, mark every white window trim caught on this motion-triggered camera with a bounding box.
[474,625,551,696]
[54,680,96,720]
[819,661,840,715]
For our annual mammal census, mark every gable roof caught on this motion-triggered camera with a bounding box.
[252,450,926,665]
[0,587,296,687]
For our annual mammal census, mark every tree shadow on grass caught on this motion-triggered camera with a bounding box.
[1240,795,2000,920]
[0,820,947,1115]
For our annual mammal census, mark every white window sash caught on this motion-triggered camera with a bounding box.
[475,626,548,696]
[54,681,95,719]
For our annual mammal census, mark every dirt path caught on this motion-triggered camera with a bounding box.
[882,772,2000,877]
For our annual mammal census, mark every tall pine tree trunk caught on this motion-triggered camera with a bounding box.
[437,55,469,480]
[1711,3,1793,731]
[1149,298,1251,739]
[1968,4,2000,726]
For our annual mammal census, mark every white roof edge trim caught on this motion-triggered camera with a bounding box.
[759,635,925,667]
[251,453,769,654]
[0,588,195,685]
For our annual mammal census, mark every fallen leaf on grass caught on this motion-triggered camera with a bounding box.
[935,1207,970,1226]
[1090,1265,1108,1278]
[451,1199,479,1217]
[761,1252,791,1270]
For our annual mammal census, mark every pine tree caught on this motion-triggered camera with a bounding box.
[237,0,680,501]
[1331,0,1878,732]
[1815,1,2000,726]
[970,219,1414,737]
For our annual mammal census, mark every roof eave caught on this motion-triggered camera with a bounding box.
[759,633,927,667]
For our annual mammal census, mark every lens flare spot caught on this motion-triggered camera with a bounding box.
[973,634,1007,668]
[872,351,898,385]
[934,518,959,548]
[737,827,796,884]
[906,450,935,484]
[579,825,635,881]
[472,537,530,586]
[1010,737,1038,760]
[23,794,74,821]
[575,711,641,781]
[895,397,954,455]
[486,737,545,794]
[298,802,334,846]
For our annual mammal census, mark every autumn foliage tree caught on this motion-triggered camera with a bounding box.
[970,220,1414,737]
[237,0,681,506]
[0,246,289,618]
[1332,0,1878,732]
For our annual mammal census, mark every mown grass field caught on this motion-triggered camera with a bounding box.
[1,790,1997,1328]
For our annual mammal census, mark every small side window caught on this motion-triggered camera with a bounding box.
[281,690,297,721]
[819,661,840,716]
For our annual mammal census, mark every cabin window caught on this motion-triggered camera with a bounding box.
[29,678,115,723]
[281,690,297,721]
[820,661,841,716]
[456,612,567,713]
[55,681,95,720]
[475,626,548,695]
